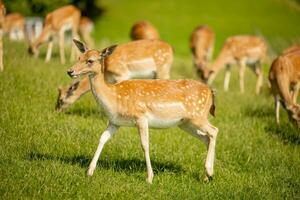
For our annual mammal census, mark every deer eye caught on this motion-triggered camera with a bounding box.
[87,59,94,65]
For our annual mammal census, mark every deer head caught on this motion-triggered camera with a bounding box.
[67,39,117,78]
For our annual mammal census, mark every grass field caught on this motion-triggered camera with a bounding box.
[1,0,300,199]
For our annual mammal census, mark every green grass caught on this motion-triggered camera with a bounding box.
[1,0,300,199]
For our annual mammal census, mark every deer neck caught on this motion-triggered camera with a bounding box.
[88,70,117,116]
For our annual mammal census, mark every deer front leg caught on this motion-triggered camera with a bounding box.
[87,122,119,176]
[224,65,231,91]
[45,39,53,63]
[58,30,65,64]
[275,95,280,124]
[254,63,263,95]
[70,29,80,62]
[292,83,300,103]
[136,117,154,184]
[238,61,246,93]
[0,32,3,72]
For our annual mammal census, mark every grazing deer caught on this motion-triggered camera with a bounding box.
[79,16,94,48]
[56,39,173,112]
[4,13,25,41]
[282,45,300,55]
[28,5,81,64]
[130,21,160,40]
[198,35,267,94]
[0,0,5,71]
[269,50,300,128]
[190,25,215,77]
[67,39,218,183]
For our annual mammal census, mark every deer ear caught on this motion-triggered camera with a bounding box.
[100,45,118,58]
[73,39,88,53]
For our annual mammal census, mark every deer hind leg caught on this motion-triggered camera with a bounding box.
[136,117,154,183]
[275,95,280,124]
[253,62,263,95]
[224,65,231,92]
[179,120,218,181]
[45,38,53,63]
[87,123,119,176]
[58,30,66,64]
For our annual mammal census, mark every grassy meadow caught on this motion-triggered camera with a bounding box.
[1,0,300,199]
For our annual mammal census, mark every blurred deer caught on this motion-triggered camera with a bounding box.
[282,45,300,55]
[198,35,267,94]
[4,13,25,41]
[56,39,173,111]
[130,21,160,40]
[269,48,300,128]
[0,0,5,71]
[67,39,218,183]
[28,5,81,64]
[190,25,215,77]
[79,16,94,48]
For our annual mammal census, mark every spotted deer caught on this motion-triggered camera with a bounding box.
[56,39,173,112]
[0,0,5,71]
[269,49,300,128]
[28,5,81,64]
[282,45,300,55]
[3,12,25,41]
[198,35,267,94]
[190,25,215,76]
[79,16,94,48]
[130,20,160,40]
[67,39,218,183]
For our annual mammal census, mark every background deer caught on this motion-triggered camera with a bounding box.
[67,39,218,183]
[56,39,173,112]
[130,20,160,40]
[0,0,5,71]
[198,35,267,94]
[3,12,25,41]
[28,5,81,64]
[79,16,94,49]
[190,25,215,77]
[282,45,300,54]
[269,49,300,128]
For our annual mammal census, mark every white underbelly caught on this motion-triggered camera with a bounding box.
[146,114,184,128]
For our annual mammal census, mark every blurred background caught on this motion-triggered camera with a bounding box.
[4,0,300,56]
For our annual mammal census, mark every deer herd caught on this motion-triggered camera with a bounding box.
[1,2,299,183]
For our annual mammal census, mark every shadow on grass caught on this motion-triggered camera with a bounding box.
[243,104,274,118]
[27,152,184,174]
[65,107,103,117]
[265,122,300,145]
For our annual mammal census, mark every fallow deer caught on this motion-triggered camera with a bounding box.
[3,12,25,41]
[28,5,81,64]
[0,0,5,71]
[198,35,267,94]
[282,45,300,55]
[56,39,173,112]
[79,16,94,48]
[130,21,160,40]
[67,39,218,183]
[269,49,300,127]
[190,25,215,77]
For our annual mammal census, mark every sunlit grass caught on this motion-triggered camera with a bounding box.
[1,0,300,198]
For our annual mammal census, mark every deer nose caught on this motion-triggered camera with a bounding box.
[67,69,74,77]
